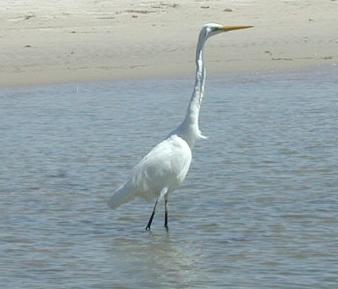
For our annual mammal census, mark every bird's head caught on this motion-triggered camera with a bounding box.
[202,23,253,39]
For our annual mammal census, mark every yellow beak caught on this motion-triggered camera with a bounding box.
[221,25,254,32]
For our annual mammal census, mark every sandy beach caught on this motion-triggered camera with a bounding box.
[0,0,337,87]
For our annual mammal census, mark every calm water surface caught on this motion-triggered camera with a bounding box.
[0,68,337,288]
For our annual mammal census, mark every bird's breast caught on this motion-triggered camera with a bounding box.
[131,135,192,198]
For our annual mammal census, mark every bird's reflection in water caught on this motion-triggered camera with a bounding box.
[109,230,205,288]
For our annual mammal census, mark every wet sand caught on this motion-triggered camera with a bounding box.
[0,0,337,87]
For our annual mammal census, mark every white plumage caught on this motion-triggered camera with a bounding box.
[109,135,191,208]
[109,23,253,230]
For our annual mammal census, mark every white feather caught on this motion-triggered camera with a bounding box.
[109,135,191,208]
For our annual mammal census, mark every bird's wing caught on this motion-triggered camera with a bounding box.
[129,134,192,200]
[109,135,191,208]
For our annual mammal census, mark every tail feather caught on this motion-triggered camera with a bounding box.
[108,183,136,209]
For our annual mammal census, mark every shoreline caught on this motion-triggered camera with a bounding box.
[2,63,336,91]
[1,0,337,88]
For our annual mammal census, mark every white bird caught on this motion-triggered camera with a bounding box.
[109,23,253,230]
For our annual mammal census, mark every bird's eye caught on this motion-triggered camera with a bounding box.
[208,27,216,33]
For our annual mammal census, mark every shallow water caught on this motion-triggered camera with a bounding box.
[0,67,338,288]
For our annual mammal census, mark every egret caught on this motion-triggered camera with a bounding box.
[109,23,253,230]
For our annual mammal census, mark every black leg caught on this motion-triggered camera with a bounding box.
[164,199,169,231]
[146,199,158,231]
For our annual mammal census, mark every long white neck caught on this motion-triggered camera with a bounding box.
[173,30,208,148]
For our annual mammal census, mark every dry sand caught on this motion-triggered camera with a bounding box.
[1,0,337,87]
